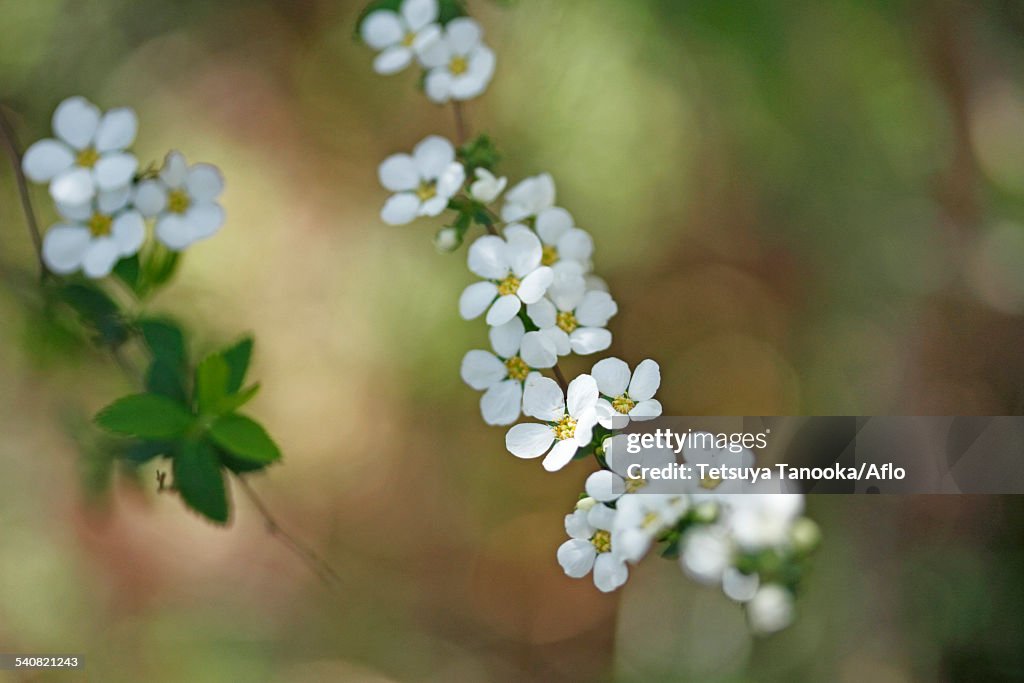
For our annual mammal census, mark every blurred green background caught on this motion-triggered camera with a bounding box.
[2,0,1024,680]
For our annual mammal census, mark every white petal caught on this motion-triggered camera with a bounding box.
[459,281,498,320]
[542,326,572,356]
[722,568,759,603]
[186,203,225,240]
[569,328,612,355]
[566,374,598,417]
[489,317,524,358]
[374,45,414,74]
[519,331,556,369]
[526,298,557,329]
[593,554,628,592]
[411,23,441,56]
[52,96,100,150]
[485,294,521,326]
[628,359,661,401]
[361,10,402,49]
[591,357,631,397]
[413,135,456,180]
[557,539,596,578]
[505,227,543,278]
[547,264,587,311]
[629,399,662,421]
[595,398,618,430]
[436,162,466,198]
[418,36,452,69]
[558,228,594,263]
[41,224,90,274]
[574,410,596,446]
[564,509,594,540]
[381,193,421,225]
[516,266,553,304]
[378,154,419,192]
[480,380,522,426]
[505,422,554,459]
[186,163,224,202]
[56,200,91,222]
[401,0,438,31]
[542,438,578,472]
[747,585,794,635]
[451,46,495,100]
[160,150,188,187]
[110,210,145,256]
[575,291,618,328]
[93,108,137,152]
[467,234,509,280]
[585,470,621,502]
[50,167,95,205]
[522,376,564,422]
[469,168,506,204]
[424,69,453,104]
[445,17,481,53]
[81,238,120,278]
[155,214,194,251]
[97,186,131,214]
[418,196,449,216]
[535,207,574,245]
[460,349,506,390]
[22,139,73,182]
[585,274,609,292]
[587,503,617,531]
[93,152,138,191]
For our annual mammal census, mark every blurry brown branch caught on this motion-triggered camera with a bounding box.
[0,103,46,279]
[452,101,469,145]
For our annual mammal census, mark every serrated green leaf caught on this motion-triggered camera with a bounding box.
[138,318,187,367]
[195,353,230,415]
[215,383,261,415]
[174,440,229,524]
[95,394,194,438]
[209,414,281,464]
[220,337,253,394]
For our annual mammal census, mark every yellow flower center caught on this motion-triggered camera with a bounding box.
[416,181,437,201]
[590,530,611,553]
[556,311,578,333]
[611,394,636,414]
[75,147,99,168]
[497,274,520,296]
[624,477,645,493]
[401,32,416,47]
[167,189,191,214]
[87,213,112,237]
[700,473,722,490]
[641,511,661,530]
[449,55,469,75]
[505,356,530,382]
[541,244,559,266]
[553,414,577,441]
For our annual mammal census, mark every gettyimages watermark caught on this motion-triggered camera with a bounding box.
[602,417,1024,494]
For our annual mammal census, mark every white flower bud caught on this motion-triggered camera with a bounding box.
[790,517,821,552]
[469,168,507,204]
[747,584,794,635]
[434,227,460,252]
[575,496,597,512]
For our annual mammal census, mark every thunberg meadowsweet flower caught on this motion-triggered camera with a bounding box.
[557,498,629,592]
[459,229,553,326]
[22,96,138,207]
[591,357,663,428]
[533,207,594,269]
[460,317,557,425]
[526,282,617,356]
[501,172,555,223]
[469,168,507,204]
[41,190,145,278]
[134,151,225,250]
[505,374,599,472]
[378,135,465,225]
[612,493,691,563]
[360,0,441,75]
[584,434,676,503]
[419,18,496,104]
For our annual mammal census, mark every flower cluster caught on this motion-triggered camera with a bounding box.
[360,1,817,636]
[22,96,225,278]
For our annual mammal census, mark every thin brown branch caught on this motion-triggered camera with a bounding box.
[551,363,569,393]
[0,104,46,279]
[452,101,469,145]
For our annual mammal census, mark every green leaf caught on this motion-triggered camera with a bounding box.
[209,414,281,464]
[458,134,502,174]
[113,254,141,292]
[122,439,176,465]
[220,337,253,393]
[146,358,188,402]
[215,383,261,415]
[141,244,180,293]
[195,353,230,415]
[138,318,187,367]
[216,445,270,474]
[95,394,194,438]
[55,281,130,348]
[174,440,229,524]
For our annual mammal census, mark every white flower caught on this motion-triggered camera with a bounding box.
[420,18,496,104]
[460,317,557,425]
[133,151,224,251]
[680,525,733,584]
[505,374,599,472]
[557,502,628,592]
[526,285,617,356]
[682,434,756,497]
[469,168,507,204]
[22,96,138,208]
[722,567,760,603]
[41,189,144,278]
[378,135,465,225]
[360,0,440,75]
[501,173,555,223]
[746,584,795,635]
[611,492,690,563]
[584,434,675,502]
[534,207,593,268]
[459,229,553,326]
[726,494,804,550]
[434,227,460,252]
[591,357,663,428]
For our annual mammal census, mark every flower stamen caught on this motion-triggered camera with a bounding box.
[167,189,190,214]
[556,311,577,333]
[497,274,520,296]
[611,394,635,414]
[541,244,558,266]
[401,32,416,47]
[505,356,530,382]
[76,147,99,168]
[449,56,469,75]
[590,529,611,553]
[624,477,645,493]
[87,213,113,237]
[416,181,437,202]
[553,414,577,441]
